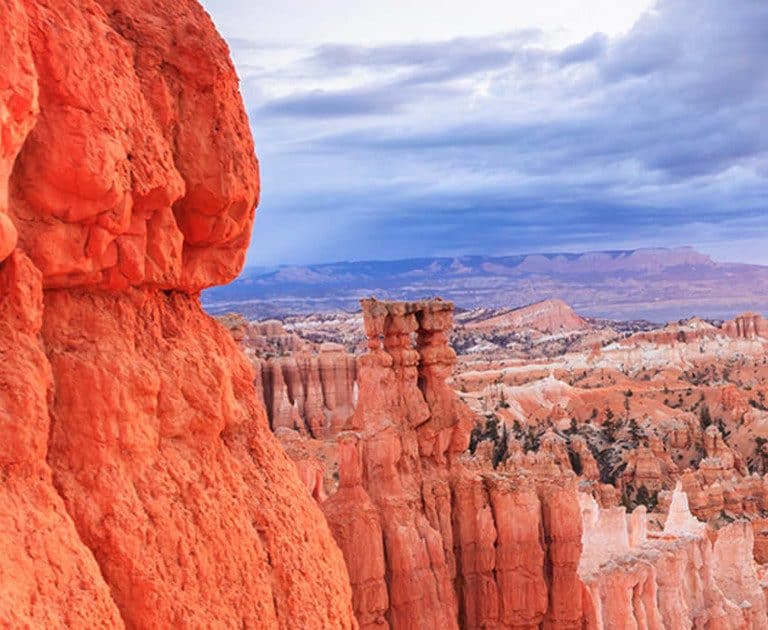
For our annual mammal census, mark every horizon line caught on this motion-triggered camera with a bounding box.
[241,244,753,271]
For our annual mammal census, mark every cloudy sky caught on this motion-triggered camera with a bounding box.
[201,0,768,267]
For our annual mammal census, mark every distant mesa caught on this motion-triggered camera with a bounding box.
[203,245,768,321]
[463,298,591,334]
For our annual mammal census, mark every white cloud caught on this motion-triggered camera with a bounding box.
[202,0,654,47]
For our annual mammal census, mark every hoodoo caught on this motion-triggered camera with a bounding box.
[0,0,355,627]
[313,298,768,629]
[319,299,583,628]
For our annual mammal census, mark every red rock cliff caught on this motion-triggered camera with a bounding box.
[580,489,765,628]
[260,345,357,437]
[0,1,355,627]
[323,299,585,629]
[317,298,767,629]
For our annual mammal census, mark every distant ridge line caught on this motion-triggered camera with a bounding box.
[243,245,714,272]
[204,246,768,322]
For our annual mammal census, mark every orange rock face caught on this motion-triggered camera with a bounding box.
[41,289,355,628]
[260,346,357,436]
[619,435,680,496]
[322,435,389,629]
[0,0,35,262]
[0,1,356,627]
[219,316,359,437]
[0,252,125,627]
[320,299,587,629]
[10,0,258,291]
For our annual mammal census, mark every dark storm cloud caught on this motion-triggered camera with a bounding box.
[316,94,765,181]
[261,175,768,264]
[254,181,764,265]
[235,0,768,265]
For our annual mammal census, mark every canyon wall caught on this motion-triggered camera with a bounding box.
[580,489,766,628]
[219,315,358,437]
[316,298,767,629]
[0,1,355,627]
[724,313,768,340]
[259,346,357,437]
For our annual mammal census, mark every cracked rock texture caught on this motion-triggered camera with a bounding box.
[0,0,356,627]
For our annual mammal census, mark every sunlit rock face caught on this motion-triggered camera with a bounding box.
[0,1,357,627]
[218,315,359,437]
[320,299,582,629]
[259,347,357,436]
[9,0,259,291]
[663,481,708,537]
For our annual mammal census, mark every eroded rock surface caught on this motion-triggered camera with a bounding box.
[725,312,768,340]
[0,1,355,627]
[581,488,765,629]
[314,301,573,627]
[275,298,768,629]
[12,0,259,291]
[219,315,358,437]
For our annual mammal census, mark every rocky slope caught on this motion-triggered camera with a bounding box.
[462,298,591,334]
[0,1,355,627]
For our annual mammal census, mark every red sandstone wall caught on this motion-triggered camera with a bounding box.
[0,0,356,626]
[259,348,357,436]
